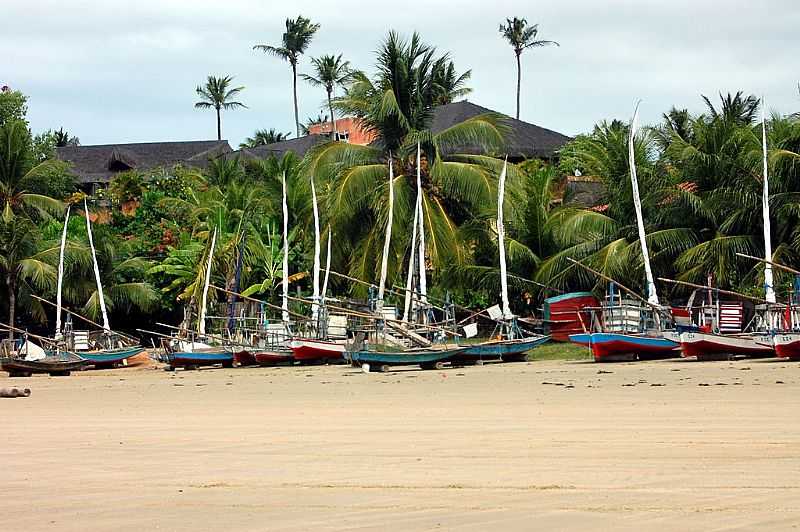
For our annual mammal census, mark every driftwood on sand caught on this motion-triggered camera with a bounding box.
[0,387,31,398]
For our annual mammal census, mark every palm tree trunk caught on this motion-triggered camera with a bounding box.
[6,273,15,342]
[292,63,300,138]
[328,90,337,139]
[216,108,222,140]
[515,52,522,120]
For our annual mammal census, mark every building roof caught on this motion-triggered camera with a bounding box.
[56,140,232,184]
[231,101,571,162]
[430,101,572,159]
[236,135,329,161]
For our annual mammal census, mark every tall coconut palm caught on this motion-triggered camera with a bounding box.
[305,32,510,291]
[499,17,558,120]
[194,75,247,141]
[254,16,320,138]
[302,54,353,139]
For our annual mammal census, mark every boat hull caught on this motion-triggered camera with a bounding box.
[679,331,775,359]
[168,349,234,368]
[289,338,345,362]
[253,350,294,365]
[773,333,800,360]
[346,348,466,369]
[1,355,87,376]
[78,347,144,367]
[569,332,680,362]
[457,335,550,362]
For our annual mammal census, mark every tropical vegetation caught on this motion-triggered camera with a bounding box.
[1,25,799,339]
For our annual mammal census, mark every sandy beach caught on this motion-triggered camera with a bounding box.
[2,355,799,531]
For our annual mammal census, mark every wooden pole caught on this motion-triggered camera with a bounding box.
[210,285,310,322]
[657,277,780,305]
[736,252,800,276]
[0,322,62,347]
[566,257,664,313]
[30,294,137,343]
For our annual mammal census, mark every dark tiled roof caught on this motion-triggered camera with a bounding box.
[236,134,329,161]
[57,140,232,184]
[430,101,571,159]
[228,101,571,162]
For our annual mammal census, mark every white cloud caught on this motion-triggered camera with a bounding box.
[2,0,798,146]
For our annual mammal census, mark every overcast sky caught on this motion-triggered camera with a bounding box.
[3,0,799,147]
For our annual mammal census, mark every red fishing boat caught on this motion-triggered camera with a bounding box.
[253,350,294,365]
[289,338,346,362]
[774,332,800,360]
[542,292,599,341]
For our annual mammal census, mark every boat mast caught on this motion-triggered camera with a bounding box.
[761,99,776,304]
[55,205,70,339]
[310,176,321,321]
[403,160,421,322]
[84,198,111,332]
[415,143,428,313]
[377,153,395,312]
[198,227,217,336]
[321,227,331,304]
[281,171,290,326]
[628,103,660,307]
[497,157,513,320]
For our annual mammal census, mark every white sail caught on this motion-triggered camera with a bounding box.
[322,227,332,303]
[84,198,110,331]
[497,158,513,320]
[55,205,70,339]
[402,183,420,322]
[198,227,217,336]
[281,171,290,325]
[761,101,776,303]
[415,143,428,308]
[377,154,395,311]
[311,177,321,319]
[628,104,660,306]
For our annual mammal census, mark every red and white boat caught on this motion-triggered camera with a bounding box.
[289,338,346,362]
[773,332,800,360]
[680,330,774,359]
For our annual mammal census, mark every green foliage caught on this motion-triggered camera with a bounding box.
[0,88,28,127]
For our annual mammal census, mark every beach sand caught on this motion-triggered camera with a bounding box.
[2,354,799,531]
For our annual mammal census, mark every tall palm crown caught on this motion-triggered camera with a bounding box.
[302,54,352,138]
[254,16,320,138]
[304,32,511,294]
[499,17,558,120]
[194,75,247,141]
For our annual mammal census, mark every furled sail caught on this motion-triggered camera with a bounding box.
[628,104,660,306]
[55,205,70,339]
[377,154,395,311]
[198,227,217,336]
[84,198,111,331]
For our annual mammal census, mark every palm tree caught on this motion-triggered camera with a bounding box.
[0,217,57,339]
[302,54,353,138]
[536,120,696,292]
[239,128,291,149]
[0,120,63,221]
[254,16,320,138]
[499,17,558,120]
[305,31,510,290]
[194,75,247,141]
[53,128,79,147]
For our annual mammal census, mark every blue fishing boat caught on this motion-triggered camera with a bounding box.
[569,331,679,361]
[76,346,145,367]
[166,342,234,370]
[456,335,550,362]
[345,346,466,371]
